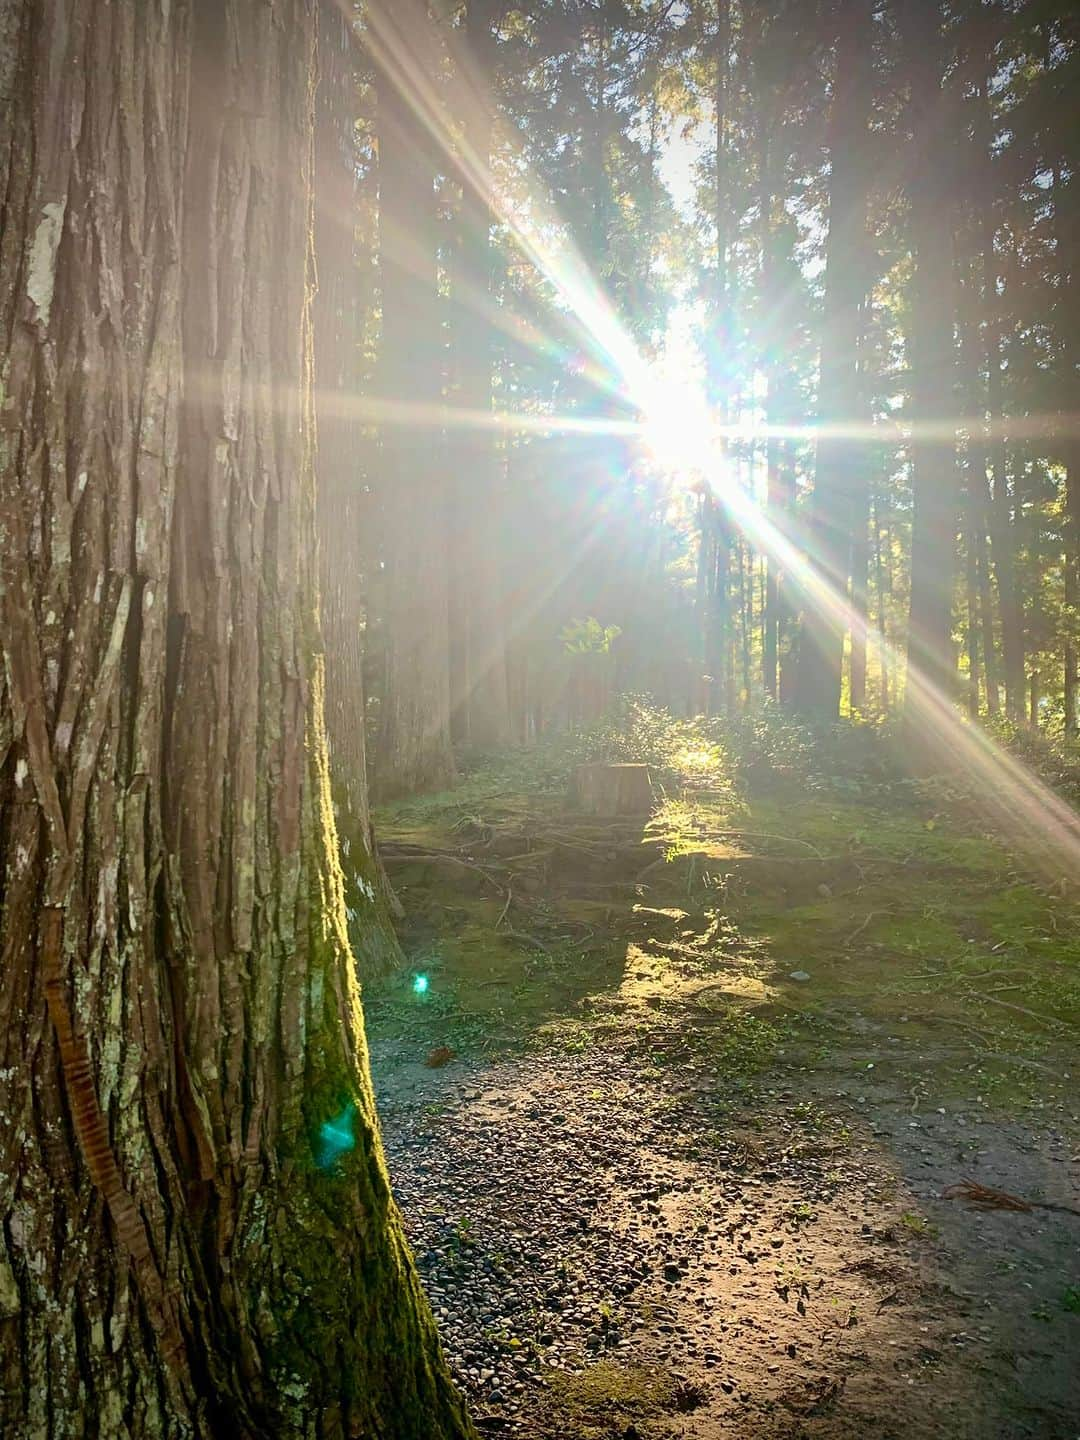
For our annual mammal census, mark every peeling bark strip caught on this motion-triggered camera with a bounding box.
[0,2,474,1437]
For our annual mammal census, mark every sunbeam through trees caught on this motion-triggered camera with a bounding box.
[1,1,1079,1437]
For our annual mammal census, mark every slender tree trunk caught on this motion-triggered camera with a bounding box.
[447,0,511,748]
[965,499,981,716]
[1065,446,1080,735]
[371,0,455,798]
[956,205,1002,718]
[757,105,789,706]
[740,538,752,703]
[314,7,402,970]
[702,0,733,715]
[778,443,800,704]
[763,433,781,699]
[796,0,872,715]
[0,2,474,1436]
[872,487,891,714]
[902,0,961,717]
[848,378,870,715]
[967,56,1024,720]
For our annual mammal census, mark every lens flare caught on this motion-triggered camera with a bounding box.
[315,1102,357,1170]
[338,0,1080,882]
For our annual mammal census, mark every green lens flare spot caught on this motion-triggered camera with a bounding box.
[412,972,430,996]
[315,1101,356,1170]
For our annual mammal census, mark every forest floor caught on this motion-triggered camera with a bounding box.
[364,734,1080,1440]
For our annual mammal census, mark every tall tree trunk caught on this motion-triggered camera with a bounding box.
[849,461,870,713]
[370,0,456,798]
[777,442,800,704]
[872,487,891,713]
[1065,446,1080,735]
[795,0,872,715]
[701,0,733,715]
[957,260,993,719]
[0,3,472,1435]
[968,54,1024,719]
[447,0,511,748]
[314,6,402,971]
[763,435,781,699]
[965,497,981,716]
[902,0,961,716]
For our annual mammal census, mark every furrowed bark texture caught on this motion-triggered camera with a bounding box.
[0,3,472,1436]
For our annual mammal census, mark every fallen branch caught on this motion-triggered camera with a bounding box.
[495,887,514,931]
[976,993,1062,1031]
[943,1178,1080,1219]
[499,928,552,953]
[381,851,504,892]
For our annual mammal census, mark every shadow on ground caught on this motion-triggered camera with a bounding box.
[366,776,1080,1439]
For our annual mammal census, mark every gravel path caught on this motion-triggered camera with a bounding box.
[372,1028,1080,1439]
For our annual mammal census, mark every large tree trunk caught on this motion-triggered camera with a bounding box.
[902,0,961,715]
[0,3,472,1435]
[369,0,456,799]
[795,0,872,715]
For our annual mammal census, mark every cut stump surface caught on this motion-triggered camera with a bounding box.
[571,762,654,816]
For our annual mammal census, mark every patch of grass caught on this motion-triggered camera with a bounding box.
[547,1360,675,1419]
[900,1211,938,1238]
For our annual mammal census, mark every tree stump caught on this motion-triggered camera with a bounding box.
[571,762,655,816]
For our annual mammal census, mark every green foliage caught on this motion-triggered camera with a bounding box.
[559,616,622,655]
[565,695,735,796]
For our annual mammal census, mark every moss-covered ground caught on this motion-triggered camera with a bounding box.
[366,721,1078,1123]
[364,709,1080,1438]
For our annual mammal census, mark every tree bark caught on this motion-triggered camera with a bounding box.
[314,5,402,972]
[872,487,891,713]
[795,0,872,716]
[1065,457,1079,736]
[699,0,733,716]
[370,0,456,798]
[447,0,512,749]
[0,3,472,1434]
[902,0,961,717]
[969,57,1024,720]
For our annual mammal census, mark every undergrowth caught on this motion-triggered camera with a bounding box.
[368,697,1080,1123]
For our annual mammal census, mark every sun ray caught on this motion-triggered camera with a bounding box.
[341,0,1080,880]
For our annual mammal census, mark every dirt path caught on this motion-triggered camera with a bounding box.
[372,1029,1079,1439]
[366,776,1080,1438]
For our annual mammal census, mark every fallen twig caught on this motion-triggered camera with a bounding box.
[495,887,514,931]
[381,851,505,893]
[499,928,552,953]
[976,993,1062,1031]
[943,1178,1080,1218]
[844,910,883,947]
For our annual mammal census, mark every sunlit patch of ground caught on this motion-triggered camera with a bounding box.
[366,760,1080,1439]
